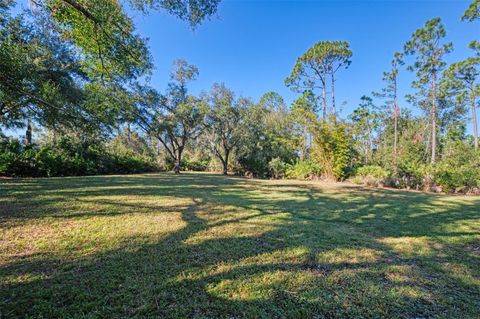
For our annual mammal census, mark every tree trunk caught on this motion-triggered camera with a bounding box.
[173,151,182,174]
[331,71,336,124]
[25,120,32,145]
[431,72,437,164]
[367,120,373,164]
[394,114,398,165]
[217,148,230,175]
[52,126,57,145]
[472,86,478,149]
[364,143,368,165]
[174,160,181,174]
[393,76,399,168]
[322,82,327,120]
[221,160,228,175]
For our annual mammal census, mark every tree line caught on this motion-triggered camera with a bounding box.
[0,0,479,193]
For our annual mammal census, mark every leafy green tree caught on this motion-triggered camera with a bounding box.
[443,43,480,148]
[137,60,204,174]
[285,42,329,117]
[285,41,352,121]
[237,93,297,177]
[34,0,221,81]
[0,8,90,139]
[203,83,248,175]
[259,92,300,156]
[404,18,453,164]
[38,0,152,82]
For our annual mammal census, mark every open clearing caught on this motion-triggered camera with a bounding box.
[1,173,479,318]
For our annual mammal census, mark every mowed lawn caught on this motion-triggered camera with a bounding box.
[1,173,479,318]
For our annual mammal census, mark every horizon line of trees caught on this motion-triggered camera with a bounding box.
[1,0,479,193]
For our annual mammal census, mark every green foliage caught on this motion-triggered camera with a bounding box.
[462,0,479,22]
[183,158,209,171]
[356,165,390,179]
[352,165,390,187]
[432,141,480,192]
[130,0,221,27]
[433,163,480,193]
[40,0,221,81]
[285,41,352,118]
[203,83,248,174]
[290,91,318,156]
[0,9,89,130]
[237,95,297,178]
[268,157,288,179]
[442,43,480,148]
[285,160,322,179]
[0,136,158,177]
[164,153,210,172]
[311,121,353,180]
[138,59,204,173]
[44,0,151,81]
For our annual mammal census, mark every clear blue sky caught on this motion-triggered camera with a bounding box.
[130,0,478,118]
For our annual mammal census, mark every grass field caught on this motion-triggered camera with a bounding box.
[1,172,479,318]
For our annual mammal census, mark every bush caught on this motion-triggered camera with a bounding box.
[352,165,390,187]
[0,140,38,176]
[268,157,288,179]
[285,160,322,179]
[311,121,353,180]
[433,164,477,193]
[356,165,389,179]
[431,143,480,193]
[0,137,158,177]
[164,156,209,172]
[184,158,209,171]
[390,162,430,190]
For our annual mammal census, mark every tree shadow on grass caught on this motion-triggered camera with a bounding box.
[1,173,479,318]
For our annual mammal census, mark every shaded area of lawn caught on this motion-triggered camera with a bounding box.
[1,173,479,318]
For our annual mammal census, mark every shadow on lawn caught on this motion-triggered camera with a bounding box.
[1,173,479,318]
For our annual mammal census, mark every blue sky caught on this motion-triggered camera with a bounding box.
[130,0,477,118]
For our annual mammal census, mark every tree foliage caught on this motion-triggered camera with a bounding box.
[285,41,352,119]
[137,59,204,173]
[462,0,480,22]
[203,83,248,175]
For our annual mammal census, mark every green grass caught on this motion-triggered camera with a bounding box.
[1,172,479,318]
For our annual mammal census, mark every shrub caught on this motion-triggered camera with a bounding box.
[356,165,389,179]
[0,140,38,177]
[352,165,390,187]
[0,137,158,177]
[430,141,480,193]
[391,162,430,190]
[184,158,209,171]
[311,121,353,180]
[268,157,288,179]
[285,160,322,179]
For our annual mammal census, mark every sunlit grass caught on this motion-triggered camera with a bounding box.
[1,172,479,318]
